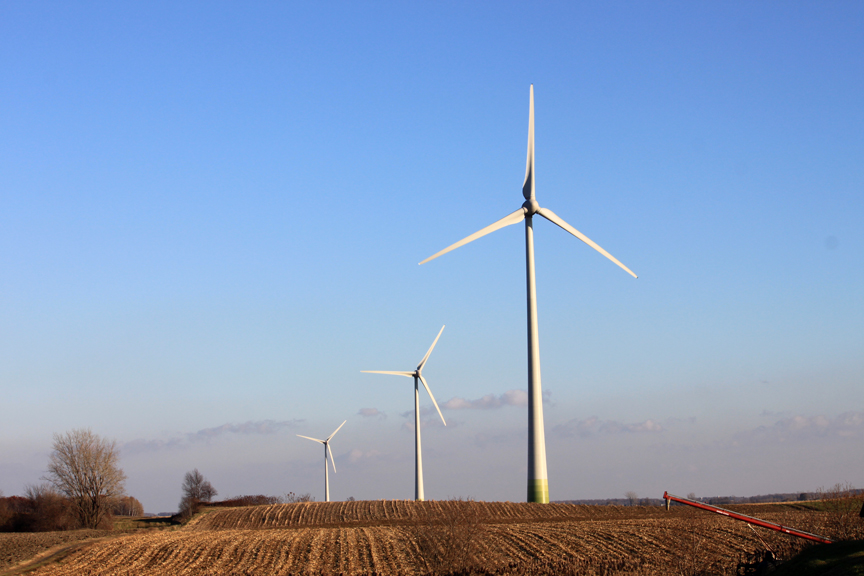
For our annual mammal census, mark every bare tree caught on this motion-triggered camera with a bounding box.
[179,469,217,519]
[284,492,315,503]
[46,428,127,529]
[111,496,144,517]
[625,491,639,506]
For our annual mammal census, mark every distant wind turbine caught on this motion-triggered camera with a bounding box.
[420,86,637,503]
[362,325,447,501]
[297,420,346,502]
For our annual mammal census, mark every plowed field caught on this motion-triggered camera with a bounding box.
[188,500,674,530]
[19,501,823,575]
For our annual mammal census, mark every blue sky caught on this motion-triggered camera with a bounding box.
[1,2,862,513]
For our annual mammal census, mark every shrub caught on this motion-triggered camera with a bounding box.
[0,490,11,530]
[205,495,284,507]
[816,483,864,541]
[408,498,492,575]
[284,492,315,503]
[3,484,78,532]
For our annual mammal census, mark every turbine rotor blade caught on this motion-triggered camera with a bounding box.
[327,443,337,473]
[419,375,446,426]
[522,84,535,200]
[327,420,347,441]
[536,207,638,278]
[419,208,527,265]
[297,434,325,444]
[361,370,415,377]
[417,325,445,371]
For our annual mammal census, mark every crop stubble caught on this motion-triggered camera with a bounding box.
[22,501,818,575]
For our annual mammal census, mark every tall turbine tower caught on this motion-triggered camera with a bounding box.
[420,86,637,503]
[297,420,346,502]
[362,325,447,501]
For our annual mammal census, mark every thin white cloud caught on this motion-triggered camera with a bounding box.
[473,428,526,447]
[408,390,552,419]
[194,420,304,438]
[358,407,386,420]
[120,419,304,454]
[740,412,864,442]
[553,416,665,439]
[442,389,528,410]
[346,448,384,463]
[400,416,457,431]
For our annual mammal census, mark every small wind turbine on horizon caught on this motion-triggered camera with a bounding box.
[419,85,637,503]
[361,325,447,501]
[297,420,346,502]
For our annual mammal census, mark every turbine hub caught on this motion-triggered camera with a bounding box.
[522,199,540,215]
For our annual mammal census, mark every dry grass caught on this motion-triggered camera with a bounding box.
[111,516,176,531]
[13,501,831,575]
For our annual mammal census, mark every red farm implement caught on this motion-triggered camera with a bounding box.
[663,491,832,545]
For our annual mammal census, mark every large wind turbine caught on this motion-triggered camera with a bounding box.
[297,420,346,502]
[420,86,637,503]
[361,325,447,501]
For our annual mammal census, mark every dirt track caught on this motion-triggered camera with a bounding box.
[0,530,111,573]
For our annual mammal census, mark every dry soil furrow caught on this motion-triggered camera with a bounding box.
[290,527,319,572]
[570,524,646,558]
[513,523,577,559]
[361,526,407,574]
[493,525,545,564]
[512,523,587,559]
[16,503,820,576]
[481,526,524,564]
[619,524,682,559]
[350,525,374,573]
[296,528,326,574]
[321,529,340,574]
[192,501,699,531]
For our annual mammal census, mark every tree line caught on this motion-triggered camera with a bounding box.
[176,468,316,521]
[1,427,317,533]
[1,429,135,531]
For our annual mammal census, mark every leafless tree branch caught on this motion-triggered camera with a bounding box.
[46,428,126,529]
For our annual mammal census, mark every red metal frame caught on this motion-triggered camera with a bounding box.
[663,491,832,545]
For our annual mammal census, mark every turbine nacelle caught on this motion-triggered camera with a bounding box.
[361,325,447,427]
[362,325,449,501]
[522,200,539,215]
[297,420,346,474]
[420,85,636,279]
[418,85,639,503]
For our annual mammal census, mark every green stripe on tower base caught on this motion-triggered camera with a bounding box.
[528,479,549,503]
